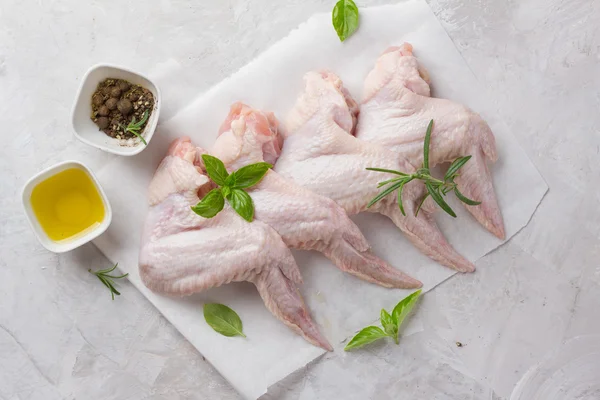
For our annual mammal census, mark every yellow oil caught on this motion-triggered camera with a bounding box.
[30,168,105,241]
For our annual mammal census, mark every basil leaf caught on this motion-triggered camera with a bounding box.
[425,182,457,218]
[422,119,434,170]
[454,188,481,206]
[229,189,254,222]
[202,154,229,186]
[224,173,236,187]
[444,156,471,181]
[221,185,232,199]
[229,162,272,189]
[203,303,246,338]
[380,309,397,339]
[190,189,224,218]
[391,289,422,335]
[380,309,393,328]
[332,0,359,42]
[344,326,388,351]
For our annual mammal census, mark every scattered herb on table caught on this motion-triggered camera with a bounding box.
[89,263,129,300]
[332,0,359,42]
[366,120,481,218]
[203,303,246,338]
[344,289,421,351]
[191,154,272,222]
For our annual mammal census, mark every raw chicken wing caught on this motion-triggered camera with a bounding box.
[276,72,475,272]
[209,102,421,288]
[356,43,505,239]
[139,137,332,350]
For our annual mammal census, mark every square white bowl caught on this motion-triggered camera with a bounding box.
[71,64,161,156]
[21,161,112,253]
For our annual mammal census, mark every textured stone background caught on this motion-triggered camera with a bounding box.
[1,0,599,399]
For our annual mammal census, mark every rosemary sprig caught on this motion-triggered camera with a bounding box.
[122,110,149,145]
[89,263,129,300]
[366,119,481,218]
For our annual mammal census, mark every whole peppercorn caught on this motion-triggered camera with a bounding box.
[92,93,104,106]
[117,99,133,115]
[110,87,122,98]
[97,105,110,117]
[105,98,118,110]
[118,81,130,91]
[96,117,109,129]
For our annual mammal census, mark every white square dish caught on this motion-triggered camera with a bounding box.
[71,64,161,156]
[21,160,112,253]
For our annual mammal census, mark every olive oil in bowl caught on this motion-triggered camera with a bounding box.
[31,168,105,241]
[22,161,112,252]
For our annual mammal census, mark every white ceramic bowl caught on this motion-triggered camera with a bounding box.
[21,160,112,253]
[71,64,161,156]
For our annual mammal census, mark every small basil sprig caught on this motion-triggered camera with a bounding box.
[332,0,359,42]
[203,303,246,338]
[344,290,421,351]
[89,263,129,300]
[366,120,481,218]
[191,155,272,222]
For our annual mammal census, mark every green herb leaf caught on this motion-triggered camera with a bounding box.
[229,188,254,222]
[97,275,112,291]
[123,110,150,145]
[425,182,457,218]
[344,326,388,351]
[423,119,434,170]
[127,128,147,145]
[444,156,471,181]
[95,263,118,275]
[332,0,359,42]
[454,188,481,206]
[380,309,393,329]
[195,155,274,221]
[367,179,405,208]
[128,110,149,129]
[203,303,246,338]
[221,185,232,199]
[137,110,150,126]
[103,273,129,279]
[391,289,422,335]
[396,178,413,216]
[366,167,409,176]
[191,189,225,218]
[89,263,129,300]
[380,309,397,339]
[367,120,474,218]
[202,154,229,186]
[224,173,236,187]
[229,162,272,189]
[414,193,430,217]
[377,177,404,188]
[105,279,120,297]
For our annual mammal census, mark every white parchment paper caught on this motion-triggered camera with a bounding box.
[93,1,548,398]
